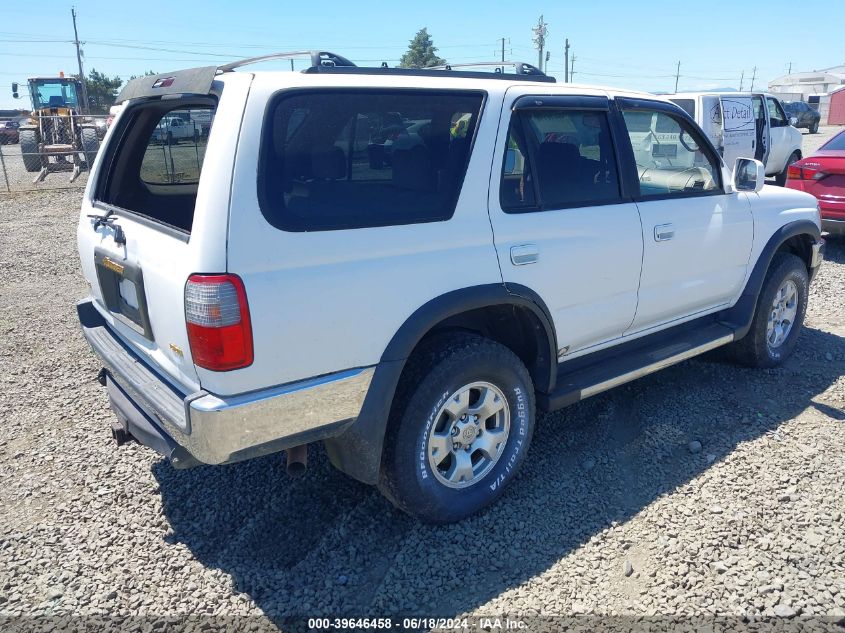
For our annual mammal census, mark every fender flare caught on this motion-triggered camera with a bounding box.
[722,219,820,339]
[323,282,557,484]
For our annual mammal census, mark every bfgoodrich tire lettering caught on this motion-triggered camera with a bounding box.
[379,333,535,523]
[729,252,809,368]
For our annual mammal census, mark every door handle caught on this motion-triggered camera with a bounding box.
[510,244,539,265]
[654,224,675,242]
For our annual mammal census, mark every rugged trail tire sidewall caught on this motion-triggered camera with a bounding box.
[19,130,42,172]
[736,253,809,367]
[382,336,535,524]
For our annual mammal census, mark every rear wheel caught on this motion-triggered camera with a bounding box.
[166,131,174,146]
[80,126,99,169]
[379,333,535,523]
[810,121,819,134]
[19,129,43,172]
[775,151,800,186]
[728,252,808,368]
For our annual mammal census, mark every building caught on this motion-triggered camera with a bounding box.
[826,86,845,125]
[769,64,845,100]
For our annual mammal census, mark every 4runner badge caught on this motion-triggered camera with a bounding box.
[101,257,124,275]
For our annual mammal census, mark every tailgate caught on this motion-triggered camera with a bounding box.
[77,72,252,393]
[78,217,204,392]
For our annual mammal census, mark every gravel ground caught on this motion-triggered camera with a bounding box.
[1,130,844,631]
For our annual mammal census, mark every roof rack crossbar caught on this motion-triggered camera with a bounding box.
[428,61,547,76]
[218,50,356,73]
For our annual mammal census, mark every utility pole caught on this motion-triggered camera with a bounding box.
[532,15,547,72]
[788,61,792,74]
[501,37,506,73]
[674,60,681,93]
[570,55,577,82]
[564,38,570,83]
[750,66,757,91]
[739,69,744,91]
[71,7,89,113]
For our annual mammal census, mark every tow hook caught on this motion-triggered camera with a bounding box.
[285,444,308,477]
[96,368,108,386]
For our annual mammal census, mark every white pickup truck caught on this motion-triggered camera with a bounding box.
[668,92,803,185]
[150,114,199,145]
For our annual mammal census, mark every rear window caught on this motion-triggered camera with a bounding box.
[140,108,212,184]
[822,132,845,151]
[95,100,216,233]
[258,89,484,231]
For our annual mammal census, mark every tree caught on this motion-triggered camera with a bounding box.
[78,68,122,114]
[399,28,445,69]
[128,70,157,81]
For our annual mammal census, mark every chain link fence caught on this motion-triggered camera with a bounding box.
[0,113,109,193]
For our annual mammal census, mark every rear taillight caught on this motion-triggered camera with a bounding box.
[185,274,253,371]
[788,161,826,181]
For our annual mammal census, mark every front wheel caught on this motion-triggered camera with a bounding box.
[80,126,99,169]
[775,151,800,186]
[810,121,819,134]
[379,333,535,523]
[728,252,809,368]
[19,129,43,172]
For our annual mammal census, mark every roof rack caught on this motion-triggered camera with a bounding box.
[218,50,356,73]
[219,50,555,83]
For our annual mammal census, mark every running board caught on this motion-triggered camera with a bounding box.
[538,321,736,412]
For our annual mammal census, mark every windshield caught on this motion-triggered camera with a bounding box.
[31,80,80,109]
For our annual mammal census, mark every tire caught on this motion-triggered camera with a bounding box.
[379,333,536,524]
[775,151,800,186]
[80,127,99,169]
[166,131,174,146]
[19,129,43,172]
[728,252,809,368]
[810,121,819,134]
[193,129,199,144]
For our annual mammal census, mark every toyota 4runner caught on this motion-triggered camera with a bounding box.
[77,51,825,523]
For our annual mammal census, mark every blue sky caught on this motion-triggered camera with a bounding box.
[1,0,841,110]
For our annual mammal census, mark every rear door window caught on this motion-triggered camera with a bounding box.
[259,90,484,232]
[500,108,621,211]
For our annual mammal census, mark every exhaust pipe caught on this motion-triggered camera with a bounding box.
[285,444,308,477]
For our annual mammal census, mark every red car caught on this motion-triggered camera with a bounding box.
[786,130,845,235]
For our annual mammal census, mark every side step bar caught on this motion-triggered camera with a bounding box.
[539,321,736,412]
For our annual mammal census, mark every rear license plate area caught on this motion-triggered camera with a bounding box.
[94,247,154,339]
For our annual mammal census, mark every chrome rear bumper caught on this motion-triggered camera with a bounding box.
[77,299,374,466]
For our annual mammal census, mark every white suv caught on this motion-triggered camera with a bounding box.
[77,52,824,523]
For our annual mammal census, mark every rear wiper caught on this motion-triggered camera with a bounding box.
[87,210,126,245]
[88,209,115,230]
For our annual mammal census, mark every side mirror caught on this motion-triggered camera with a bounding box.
[11,82,19,99]
[733,157,765,193]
